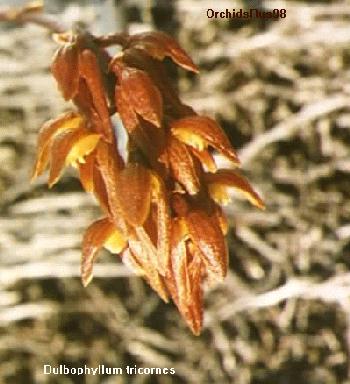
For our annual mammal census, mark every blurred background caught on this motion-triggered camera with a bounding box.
[1,0,350,383]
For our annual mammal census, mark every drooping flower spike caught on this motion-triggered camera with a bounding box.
[32,29,265,335]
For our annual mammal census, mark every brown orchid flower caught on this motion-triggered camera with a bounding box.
[31,28,265,335]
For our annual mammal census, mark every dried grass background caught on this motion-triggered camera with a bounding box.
[1,1,350,383]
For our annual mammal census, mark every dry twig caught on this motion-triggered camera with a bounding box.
[239,96,350,165]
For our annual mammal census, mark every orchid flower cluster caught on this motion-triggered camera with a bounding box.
[31,29,264,335]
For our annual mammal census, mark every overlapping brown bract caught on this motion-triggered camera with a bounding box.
[32,29,265,335]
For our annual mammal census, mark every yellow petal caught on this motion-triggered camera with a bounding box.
[78,151,95,193]
[48,128,86,187]
[172,129,206,151]
[214,206,229,235]
[66,133,101,167]
[81,218,115,287]
[104,229,127,253]
[208,184,231,205]
[48,127,100,187]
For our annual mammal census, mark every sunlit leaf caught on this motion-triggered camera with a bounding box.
[128,238,169,302]
[185,247,204,336]
[115,85,139,132]
[190,147,217,173]
[73,79,103,134]
[122,48,193,119]
[171,227,190,315]
[185,210,228,280]
[31,111,83,180]
[51,43,79,100]
[92,163,110,214]
[205,169,265,209]
[170,193,190,217]
[151,173,171,276]
[170,221,203,335]
[166,136,201,195]
[79,49,113,142]
[115,163,152,227]
[96,141,128,235]
[121,247,145,276]
[113,63,163,127]
[128,31,199,73]
[128,118,166,170]
[214,205,229,235]
[171,116,240,165]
